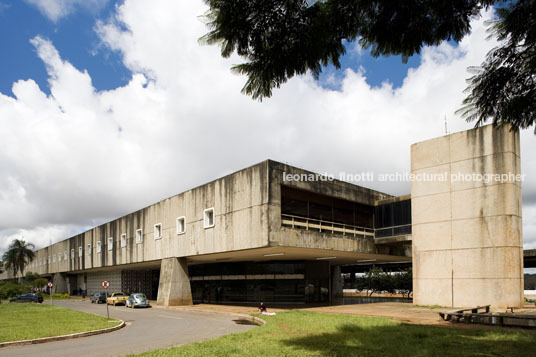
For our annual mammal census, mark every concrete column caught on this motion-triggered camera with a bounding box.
[52,273,68,294]
[331,265,344,305]
[411,124,523,308]
[157,257,192,306]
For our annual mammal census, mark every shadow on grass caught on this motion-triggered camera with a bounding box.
[282,323,536,356]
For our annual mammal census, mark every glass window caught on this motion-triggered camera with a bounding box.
[58,253,61,262]
[96,241,101,253]
[71,249,74,259]
[64,251,68,260]
[154,223,162,239]
[136,229,143,244]
[121,233,127,247]
[176,216,186,234]
[107,237,113,250]
[78,247,82,257]
[204,208,215,228]
[87,243,92,255]
[53,254,56,263]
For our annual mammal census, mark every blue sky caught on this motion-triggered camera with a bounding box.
[0,0,420,97]
[0,0,128,96]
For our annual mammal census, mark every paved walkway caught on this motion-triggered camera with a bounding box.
[0,300,257,357]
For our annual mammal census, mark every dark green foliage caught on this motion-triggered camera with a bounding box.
[458,0,536,130]
[201,0,494,100]
[0,281,31,299]
[354,267,412,297]
[2,239,35,278]
[202,0,534,130]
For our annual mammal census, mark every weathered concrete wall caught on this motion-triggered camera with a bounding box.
[157,257,192,306]
[20,161,271,277]
[411,124,523,308]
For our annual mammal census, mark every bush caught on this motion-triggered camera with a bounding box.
[52,293,70,299]
[0,282,31,299]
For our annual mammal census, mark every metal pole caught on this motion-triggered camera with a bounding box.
[105,291,109,319]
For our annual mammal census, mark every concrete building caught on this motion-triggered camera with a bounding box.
[0,124,524,308]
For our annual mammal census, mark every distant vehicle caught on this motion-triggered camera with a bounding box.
[90,292,107,304]
[106,292,128,306]
[9,293,43,303]
[126,293,150,308]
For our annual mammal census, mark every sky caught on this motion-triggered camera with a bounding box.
[0,0,535,258]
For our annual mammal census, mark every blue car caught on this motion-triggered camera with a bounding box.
[10,293,43,303]
[126,293,150,308]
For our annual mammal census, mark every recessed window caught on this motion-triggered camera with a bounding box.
[154,223,162,239]
[78,247,82,257]
[176,216,186,234]
[64,251,68,260]
[58,253,61,262]
[96,241,102,253]
[136,229,143,244]
[204,208,215,228]
[53,254,56,263]
[71,249,74,259]
[48,256,51,264]
[87,244,92,255]
[107,237,113,250]
[121,233,127,247]
[39,258,42,266]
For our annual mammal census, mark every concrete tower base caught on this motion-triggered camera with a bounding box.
[411,124,523,309]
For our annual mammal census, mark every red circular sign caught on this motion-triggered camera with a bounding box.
[101,280,110,289]
[47,282,53,287]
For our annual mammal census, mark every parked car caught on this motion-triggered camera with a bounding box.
[106,292,129,306]
[90,292,107,304]
[9,293,43,303]
[126,293,150,308]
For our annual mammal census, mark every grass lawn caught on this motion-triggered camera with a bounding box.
[131,311,536,357]
[0,303,121,343]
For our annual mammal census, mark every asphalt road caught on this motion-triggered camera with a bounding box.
[0,300,257,356]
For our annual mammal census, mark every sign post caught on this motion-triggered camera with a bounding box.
[47,282,53,305]
[102,280,110,319]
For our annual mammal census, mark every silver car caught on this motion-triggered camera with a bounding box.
[126,293,150,308]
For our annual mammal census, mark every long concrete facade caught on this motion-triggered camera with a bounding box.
[1,160,409,305]
[411,124,523,308]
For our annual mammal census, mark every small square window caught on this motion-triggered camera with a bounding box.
[136,229,143,244]
[176,216,186,234]
[121,233,127,247]
[87,244,92,255]
[107,237,113,251]
[58,253,61,262]
[71,249,74,259]
[78,246,82,257]
[64,251,68,260]
[96,241,102,253]
[154,223,162,239]
[204,208,215,228]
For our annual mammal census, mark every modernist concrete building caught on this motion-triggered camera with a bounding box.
[0,124,524,308]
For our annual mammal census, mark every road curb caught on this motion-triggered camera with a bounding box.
[0,320,125,348]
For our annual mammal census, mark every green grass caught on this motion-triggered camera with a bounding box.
[131,311,536,357]
[0,303,121,343]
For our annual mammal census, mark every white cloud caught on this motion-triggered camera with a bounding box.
[1,1,535,254]
[25,0,109,22]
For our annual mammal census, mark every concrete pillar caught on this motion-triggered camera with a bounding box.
[331,265,344,305]
[411,124,523,308]
[52,273,68,294]
[157,257,192,306]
